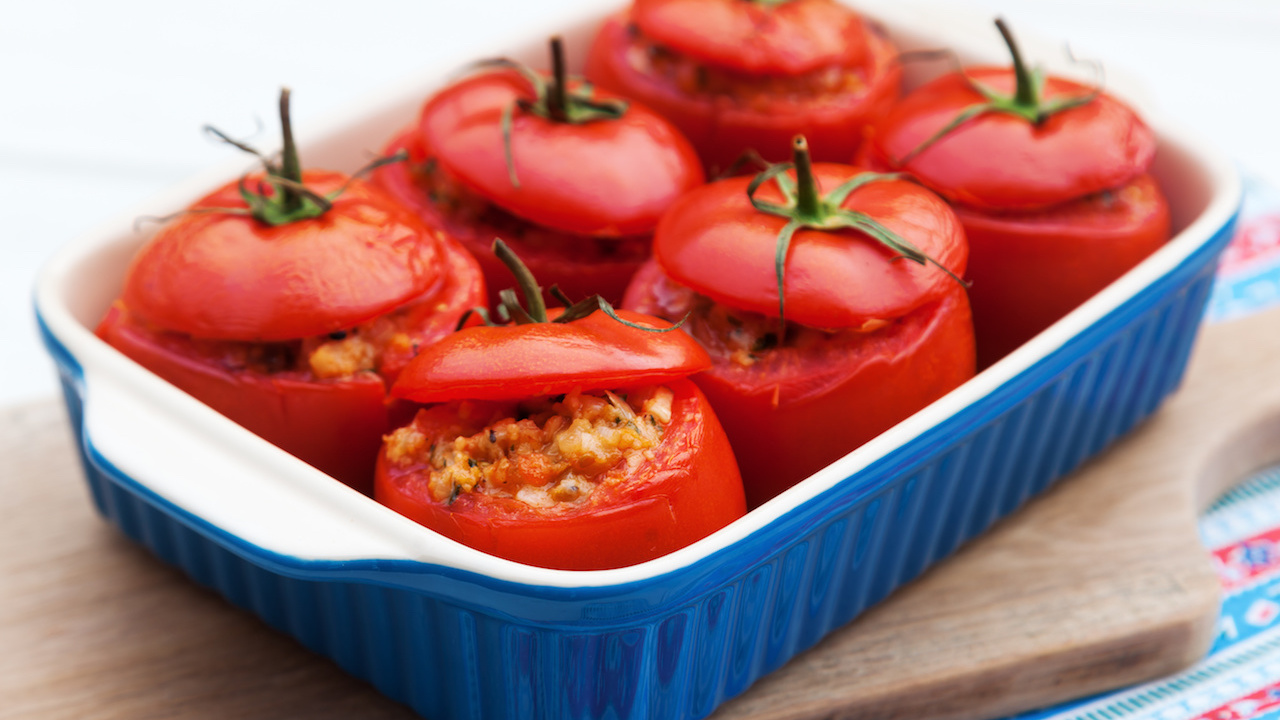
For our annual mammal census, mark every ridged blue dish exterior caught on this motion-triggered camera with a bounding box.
[40,212,1236,720]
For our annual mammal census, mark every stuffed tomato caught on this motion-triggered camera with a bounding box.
[624,137,974,506]
[376,241,745,570]
[375,38,703,307]
[584,0,901,174]
[96,90,485,493]
[858,19,1170,368]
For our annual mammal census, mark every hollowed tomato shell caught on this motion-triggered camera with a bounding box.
[375,377,745,570]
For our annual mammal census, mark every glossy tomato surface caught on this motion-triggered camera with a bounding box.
[624,260,975,506]
[122,170,442,342]
[958,173,1171,367]
[631,0,868,75]
[652,163,968,329]
[859,68,1156,212]
[418,68,704,238]
[376,378,744,570]
[858,67,1168,367]
[98,231,486,493]
[374,129,650,307]
[392,308,710,403]
[585,6,900,172]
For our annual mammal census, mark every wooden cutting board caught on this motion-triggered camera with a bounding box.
[12,305,1280,720]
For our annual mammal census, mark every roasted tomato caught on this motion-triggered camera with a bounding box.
[858,19,1171,367]
[96,90,486,493]
[375,37,703,307]
[584,0,901,174]
[625,136,974,506]
[376,241,745,570]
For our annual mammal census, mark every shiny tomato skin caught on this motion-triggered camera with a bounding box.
[122,170,441,342]
[392,308,710,403]
[374,129,650,307]
[418,69,704,238]
[375,378,745,570]
[958,173,1171,367]
[652,163,967,329]
[631,0,867,75]
[97,232,486,493]
[624,260,975,506]
[860,68,1157,212]
[584,9,901,172]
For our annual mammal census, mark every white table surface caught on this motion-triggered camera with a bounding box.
[6,0,1278,407]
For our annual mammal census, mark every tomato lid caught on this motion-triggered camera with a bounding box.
[122,170,441,341]
[419,66,703,237]
[654,161,967,328]
[632,0,867,75]
[867,68,1155,212]
[392,309,710,402]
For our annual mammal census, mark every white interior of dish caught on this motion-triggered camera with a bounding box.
[35,1,1242,587]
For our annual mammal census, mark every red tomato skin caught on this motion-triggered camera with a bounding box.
[374,129,650,307]
[122,171,441,342]
[631,0,867,75]
[652,163,968,329]
[417,70,704,238]
[624,261,975,506]
[97,234,486,493]
[392,308,710,403]
[956,173,1171,367]
[375,378,745,570]
[584,10,901,172]
[859,68,1157,211]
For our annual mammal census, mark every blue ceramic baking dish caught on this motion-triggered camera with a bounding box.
[34,4,1242,719]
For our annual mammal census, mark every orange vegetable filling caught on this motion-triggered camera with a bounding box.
[384,387,674,507]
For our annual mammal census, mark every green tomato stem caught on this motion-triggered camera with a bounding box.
[277,88,304,213]
[791,136,821,219]
[996,18,1038,111]
[548,36,569,123]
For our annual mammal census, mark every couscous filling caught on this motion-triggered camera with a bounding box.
[384,386,674,507]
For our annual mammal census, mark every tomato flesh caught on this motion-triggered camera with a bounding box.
[585,8,901,172]
[631,0,868,75]
[122,171,442,342]
[375,130,650,306]
[376,378,745,570]
[417,69,704,238]
[98,233,486,493]
[625,260,975,506]
[860,68,1157,212]
[858,71,1169,367]
[392,308,710,403]
[652,163,968,329]
[956,174,1171,366]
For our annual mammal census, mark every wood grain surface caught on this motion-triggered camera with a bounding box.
[13,306,1280,720]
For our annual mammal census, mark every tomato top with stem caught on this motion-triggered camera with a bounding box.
[417,37,704,238]
[122,89,438,342]
[392,239,710,403]
[863,18,1156,211]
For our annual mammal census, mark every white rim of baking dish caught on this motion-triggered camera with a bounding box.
[34,1,1243,589]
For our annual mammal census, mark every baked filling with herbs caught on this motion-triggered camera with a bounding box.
[384,386,674,507]
[115,300,435,381]
[642,270,895,368]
